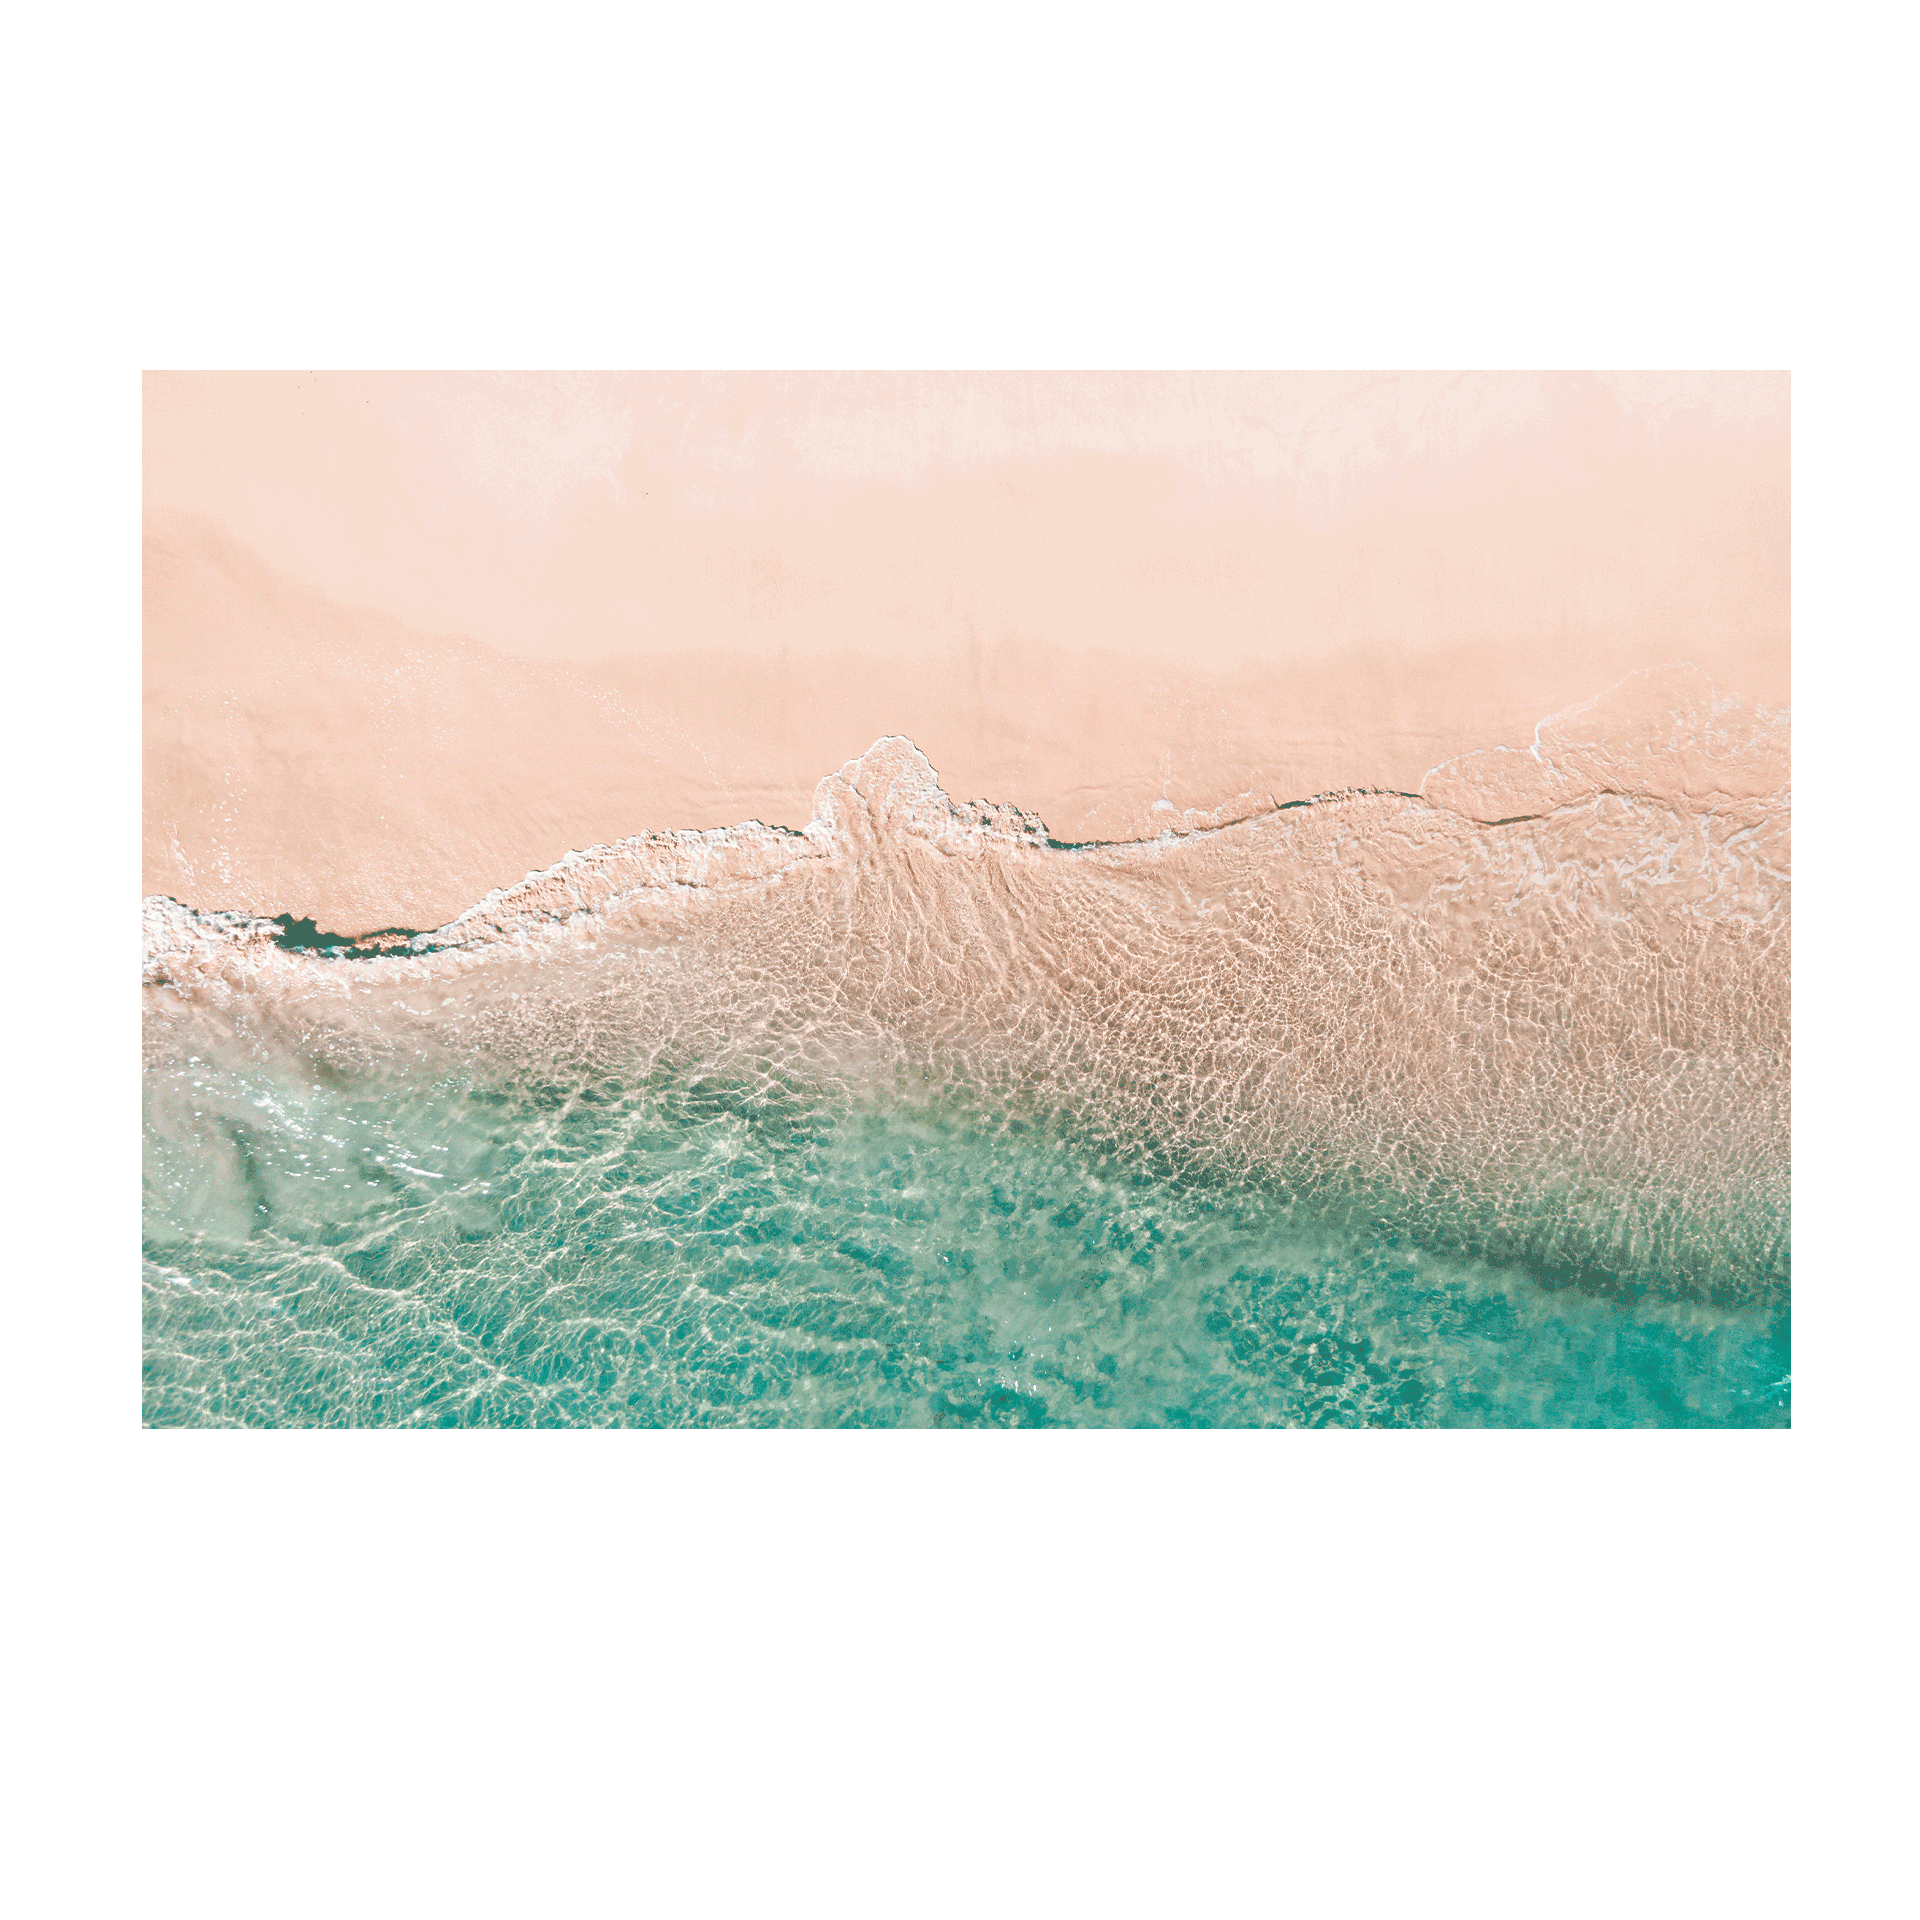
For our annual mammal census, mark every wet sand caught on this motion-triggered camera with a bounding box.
[144,672,1792,1321]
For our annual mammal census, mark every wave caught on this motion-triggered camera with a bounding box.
[143,664,1787,979]
[143,664,1790,1316]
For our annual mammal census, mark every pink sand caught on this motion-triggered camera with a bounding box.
[144,371,1787,934]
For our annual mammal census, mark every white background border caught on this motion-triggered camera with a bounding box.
[9,4,1912,1915]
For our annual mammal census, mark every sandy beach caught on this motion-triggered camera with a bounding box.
[143,372,1793,1430]
[145,372,1787,934]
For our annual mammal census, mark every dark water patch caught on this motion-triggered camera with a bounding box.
[270,914,428,958]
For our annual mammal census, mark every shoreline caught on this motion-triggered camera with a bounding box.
[143,663,1790,986]
[143,680,1791,1315]
[145,510,1789,940]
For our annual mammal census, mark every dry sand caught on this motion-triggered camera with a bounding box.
[144,372,1787,935]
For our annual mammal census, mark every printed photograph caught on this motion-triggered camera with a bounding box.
[142,371,1789,1427]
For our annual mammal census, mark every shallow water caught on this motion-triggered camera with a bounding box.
[143,680,1790,1428]
[142,1028,1788,1429]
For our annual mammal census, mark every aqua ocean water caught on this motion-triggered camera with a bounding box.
[143,1039,1787,1428]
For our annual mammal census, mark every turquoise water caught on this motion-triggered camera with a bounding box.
[143,1036,1789,1429]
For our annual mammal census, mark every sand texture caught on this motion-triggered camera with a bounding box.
[144,372,1787,934]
